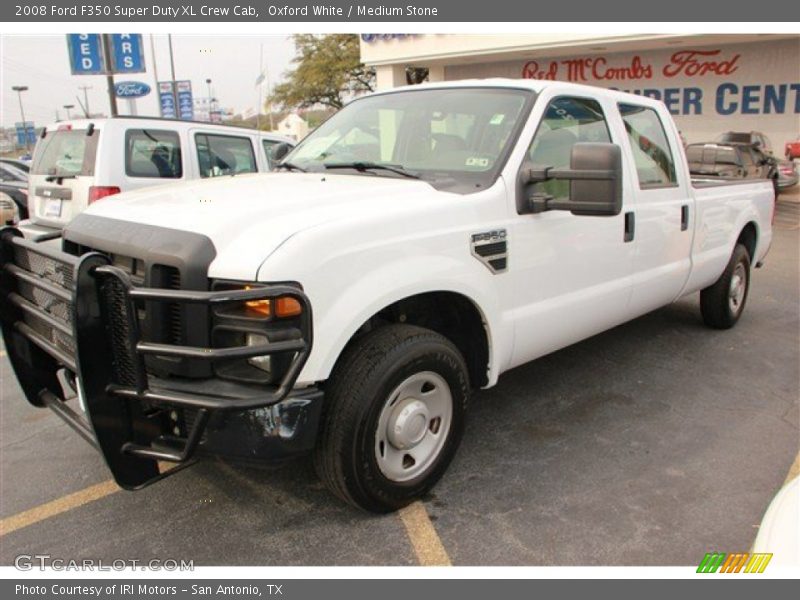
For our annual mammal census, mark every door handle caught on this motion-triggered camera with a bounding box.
[681,204,689,231]
[624,211,635,242]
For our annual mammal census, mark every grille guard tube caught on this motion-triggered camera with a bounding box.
[0,227,314,490]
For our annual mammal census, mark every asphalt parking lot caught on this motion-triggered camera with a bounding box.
[1,190,798,567]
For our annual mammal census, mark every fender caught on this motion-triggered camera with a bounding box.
[296,253,508,388]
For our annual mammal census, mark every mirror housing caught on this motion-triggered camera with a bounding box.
[519,142,623,217]
[271,142,292,165]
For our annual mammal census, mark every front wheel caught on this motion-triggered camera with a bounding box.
[314,324,469,512]
[700,243,751,329]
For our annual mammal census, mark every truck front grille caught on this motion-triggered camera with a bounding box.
[10,245,76,361]
[99,274,139,387]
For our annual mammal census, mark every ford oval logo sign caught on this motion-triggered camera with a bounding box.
[114,81,151,99]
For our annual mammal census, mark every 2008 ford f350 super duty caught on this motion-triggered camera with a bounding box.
[0,80,774,512]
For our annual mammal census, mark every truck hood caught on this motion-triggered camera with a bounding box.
[71,172,440,280]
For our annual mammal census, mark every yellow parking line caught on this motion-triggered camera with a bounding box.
[398,501,451,566]
[0,480,119,537]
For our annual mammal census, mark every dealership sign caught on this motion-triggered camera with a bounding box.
[520,48,799,117]
[114,81,151,98]
[66,33,146,75]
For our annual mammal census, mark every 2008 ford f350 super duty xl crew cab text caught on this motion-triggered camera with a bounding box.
[0,80,774,512]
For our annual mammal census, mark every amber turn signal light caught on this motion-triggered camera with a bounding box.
[243,289,302,319]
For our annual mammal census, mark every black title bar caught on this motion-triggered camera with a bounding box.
[4,0,800,22]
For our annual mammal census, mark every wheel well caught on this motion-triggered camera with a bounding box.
[340,292,490,389]
[737,222,758,261]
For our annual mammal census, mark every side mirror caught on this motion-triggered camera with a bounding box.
[519,142,623,217]
[271,142,292,165]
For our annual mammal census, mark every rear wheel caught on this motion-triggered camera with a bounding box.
[700,243,751,329]
[314,324,469,512]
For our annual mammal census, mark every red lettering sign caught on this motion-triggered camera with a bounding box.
[663,50,740,77]
[521,49,742,82]
[521,60,558,80]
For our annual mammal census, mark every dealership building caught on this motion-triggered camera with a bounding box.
[360,34,800,150]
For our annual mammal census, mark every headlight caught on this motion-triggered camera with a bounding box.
[246,333,272,373]
[210,280,305,385]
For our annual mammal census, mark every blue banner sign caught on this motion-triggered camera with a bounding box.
[158,81,176,119]
[176,80,194,121]
[66,34,105,75]
[14,122,36,146]
[114,81,151,98]
[109,34,145,74]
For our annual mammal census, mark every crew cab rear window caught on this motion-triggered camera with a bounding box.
[618,104,677,188]
[196,134,257,178]
[31,129,98,177]
[125,129,183,178]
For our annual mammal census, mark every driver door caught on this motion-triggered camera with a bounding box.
[507,94,635,369]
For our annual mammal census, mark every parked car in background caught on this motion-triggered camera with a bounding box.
[777,159,799,191]
[785,136,800,160]
[0,157,31,173]
[716,131,774,155]
[0,191,19,224]
[0,160,29,220]
[22,117,294,238]
[687,142,778,194]
[752,476,799,566]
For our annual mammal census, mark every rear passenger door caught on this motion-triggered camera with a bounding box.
[192,132,259,178]
[616,103,693,314]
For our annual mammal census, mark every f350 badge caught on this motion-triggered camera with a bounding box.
[470,229,508,274]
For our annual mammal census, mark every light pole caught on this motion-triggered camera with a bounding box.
[63,104,75,119]
[11,85,30,152]
[78,85,92,117]
[205,78,213,119]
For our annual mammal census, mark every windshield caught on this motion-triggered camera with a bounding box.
[284,87,534,193]
[31,129,98,177]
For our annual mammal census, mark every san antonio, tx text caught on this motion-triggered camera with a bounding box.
[16,584,281,596]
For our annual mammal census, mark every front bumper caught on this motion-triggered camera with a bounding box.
[0,227,320,489]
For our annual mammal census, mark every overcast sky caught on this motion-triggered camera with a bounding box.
[1,34,296,127]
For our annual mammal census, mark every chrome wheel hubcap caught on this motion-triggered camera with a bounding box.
[375,371,453,482]
[729,263,747,315]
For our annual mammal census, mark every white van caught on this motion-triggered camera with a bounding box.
[23,117,294,236]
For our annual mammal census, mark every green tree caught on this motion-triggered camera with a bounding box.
[269,34,375,110]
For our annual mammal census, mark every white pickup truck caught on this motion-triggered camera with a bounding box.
[0,80,774,512]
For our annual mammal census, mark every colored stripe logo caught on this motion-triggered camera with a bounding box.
[697,552,773,573]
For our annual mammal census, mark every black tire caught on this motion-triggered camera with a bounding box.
[314,324,469,512]
[700,243,751,329]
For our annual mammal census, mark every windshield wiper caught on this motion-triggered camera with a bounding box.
[323,161,421,179]
[275,161,307,173]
